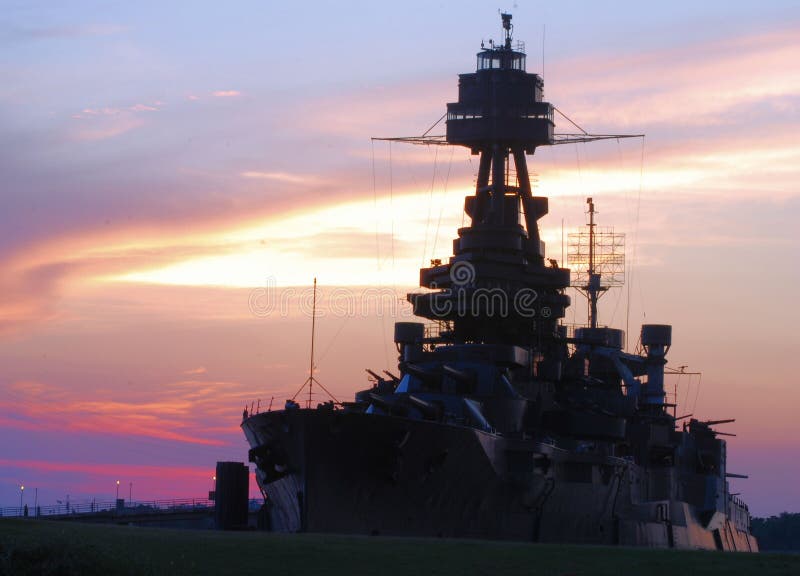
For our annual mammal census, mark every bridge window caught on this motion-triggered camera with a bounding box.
[477,53,502,70]
[477,51,526,71]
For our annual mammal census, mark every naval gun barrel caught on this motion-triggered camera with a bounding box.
[404,363,440,384]
[407,395,441,420]
[368,393,408,416]
[443,364,475,384]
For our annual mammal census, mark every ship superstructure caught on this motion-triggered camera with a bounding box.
[242,14,757,550]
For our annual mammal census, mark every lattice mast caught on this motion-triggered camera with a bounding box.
[568,198,625,328]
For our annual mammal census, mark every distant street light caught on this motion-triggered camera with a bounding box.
[129,481,132,504]
[116,479,120,501]
[19,485,24,510]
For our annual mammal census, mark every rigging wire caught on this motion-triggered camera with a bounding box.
[386,142,396,368]
[431,147,455,258]
[554,106,589,135]
[608,276,624,327]
[682,373,694,417]
[372,140,390,369]
[422,111,447,138]
[389,141,396,279]
[316,316,350,365]
[371,140,381,270]
[570,145,585,325]
[422,146,440,266]
[608,137,631,328]
[691,373,703,415]
[626,137,646,350]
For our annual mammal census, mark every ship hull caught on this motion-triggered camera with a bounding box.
[243,409,757,550]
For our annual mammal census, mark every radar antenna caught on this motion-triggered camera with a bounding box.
[501,12,513,49]
[568,198,625,328]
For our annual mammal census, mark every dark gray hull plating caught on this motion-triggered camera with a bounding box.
[243,409,757,550]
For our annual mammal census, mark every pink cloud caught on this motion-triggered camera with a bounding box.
[72,102,160,119]
[0,377,260,446]
[73,116,144,141]
[68,101,160,141]
[0,459,210,479]
[0,458,261,502]
[550,26,800,128]
[129,103,159,112]
[212,90,241,98]
[294,78,450,139]
[0,459,224,501]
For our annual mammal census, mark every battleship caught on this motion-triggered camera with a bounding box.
[242,14,758,550]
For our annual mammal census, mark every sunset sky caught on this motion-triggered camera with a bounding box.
[2,1,799,516]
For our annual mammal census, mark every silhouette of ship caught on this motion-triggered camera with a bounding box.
[242,14,758,550]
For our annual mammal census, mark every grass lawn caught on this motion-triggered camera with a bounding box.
[1,518,797,575]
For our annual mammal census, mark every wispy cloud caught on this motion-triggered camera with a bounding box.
[1,23,797,330]
[69,101,161,141]
[183,366,207,375]
[72,116,144,141]
[70,102,161,118]
[552,26,800,129]
[0,458,209,479]
[212,90,241,98]
[0,23,128,44]
[240,171,318,185]
[0,377,258,446]
[129,103,159,112]
[0,231,243,334]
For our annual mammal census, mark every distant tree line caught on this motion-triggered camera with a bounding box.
[751,513,800,551]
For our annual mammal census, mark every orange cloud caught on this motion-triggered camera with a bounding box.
[0,236,241,335]
[183,366,207,375]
